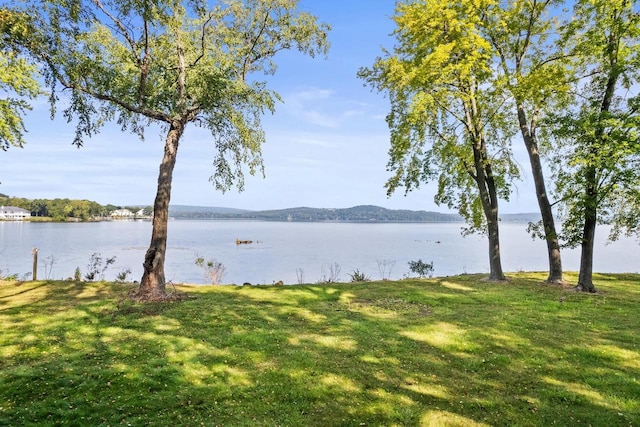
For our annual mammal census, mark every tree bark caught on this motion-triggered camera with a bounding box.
[486,200,504,281]
[136,121,184,301]
[577,168,597,293]
[516,105,564,283]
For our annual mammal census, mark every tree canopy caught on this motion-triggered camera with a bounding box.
[359,0,519,279]
[482,0,572,283]
[10,0,330,300]
[544,0,640,292]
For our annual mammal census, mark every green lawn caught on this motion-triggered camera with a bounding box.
[1,273,638,426]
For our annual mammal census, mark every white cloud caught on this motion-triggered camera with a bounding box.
[279,86,372,129]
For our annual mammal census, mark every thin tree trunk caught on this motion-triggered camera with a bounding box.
[517,105,564,283]
[466,81,505,281]
[574,29,618,293]
[136,121,184,301]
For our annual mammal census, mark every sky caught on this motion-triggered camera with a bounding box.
[1,0,540,213]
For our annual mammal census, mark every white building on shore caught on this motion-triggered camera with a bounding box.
[0,206,30,221]
[110,208,134,218]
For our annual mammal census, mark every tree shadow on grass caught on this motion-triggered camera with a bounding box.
[1,276,639,426]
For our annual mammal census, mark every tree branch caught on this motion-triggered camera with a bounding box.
[54,70,171,123]
[241,6,272,80]
[188,13,214,68]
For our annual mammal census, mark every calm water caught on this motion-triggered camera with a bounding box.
[1,220,638,284]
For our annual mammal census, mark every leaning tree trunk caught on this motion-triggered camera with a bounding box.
[136,121,185,301]
[577,167,598,293]
[517,105,564,283]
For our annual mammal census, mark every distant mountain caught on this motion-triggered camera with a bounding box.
[169,205,253,215]
[169,204,462,222]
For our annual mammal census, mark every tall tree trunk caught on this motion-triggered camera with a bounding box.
[136,121,184,301]
[466,83,505,281]
[517,105,564,283]
[472,133,505,281]
[577,168,597,293]
[574,29,619,293]
[486,201,504,281]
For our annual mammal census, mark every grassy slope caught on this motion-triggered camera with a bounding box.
[0,273,638,426]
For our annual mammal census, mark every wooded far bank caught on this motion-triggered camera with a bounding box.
[1,194,543,223]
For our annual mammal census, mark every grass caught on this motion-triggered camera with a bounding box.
[1,273,638,426]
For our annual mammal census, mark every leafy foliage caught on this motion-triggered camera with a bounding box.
[359,0,519,234]
[0,9,40,150]
[481,0,570,283]
[17,0,329,191]
[360,0,520,280]
[542,0,640,291]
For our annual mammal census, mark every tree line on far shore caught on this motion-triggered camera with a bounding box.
[0,194,151,221]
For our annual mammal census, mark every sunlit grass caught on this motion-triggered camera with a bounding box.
[1,274,639,426]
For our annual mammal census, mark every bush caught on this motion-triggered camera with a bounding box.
[195,256,226,285]
[116,268,132,282]
[84,253,116,281]
[407,259,434,278]
[318,263,341,283]
[349,269,371,282]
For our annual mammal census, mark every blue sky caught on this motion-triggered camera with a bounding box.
[1,0,539,212]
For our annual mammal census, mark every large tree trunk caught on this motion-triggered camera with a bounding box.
[135,121,185,301]
[486,202,504,281]
[577,167,598,293]
[516,105,564,283]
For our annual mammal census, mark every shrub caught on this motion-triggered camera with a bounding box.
[319,263,341,283]
[407,259,434,278]
[84,253,116,281]
[116,268,132,282]
[377,259,396,280]
[349,269,371,282]
[195,256,226,285]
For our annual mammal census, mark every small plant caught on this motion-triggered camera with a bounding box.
[116,268,132,282]
[319,262,341,283]
[377,259,396,280]
[408,259,434,278]
[195,256,226,285]
[74,267,82,282]
[0,270,19,281]
[296,268,305,285]
[43,255,56,280]
[349,269,370,282]
[84,253,117,281]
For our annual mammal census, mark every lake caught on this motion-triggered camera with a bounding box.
[1,220,638,284]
